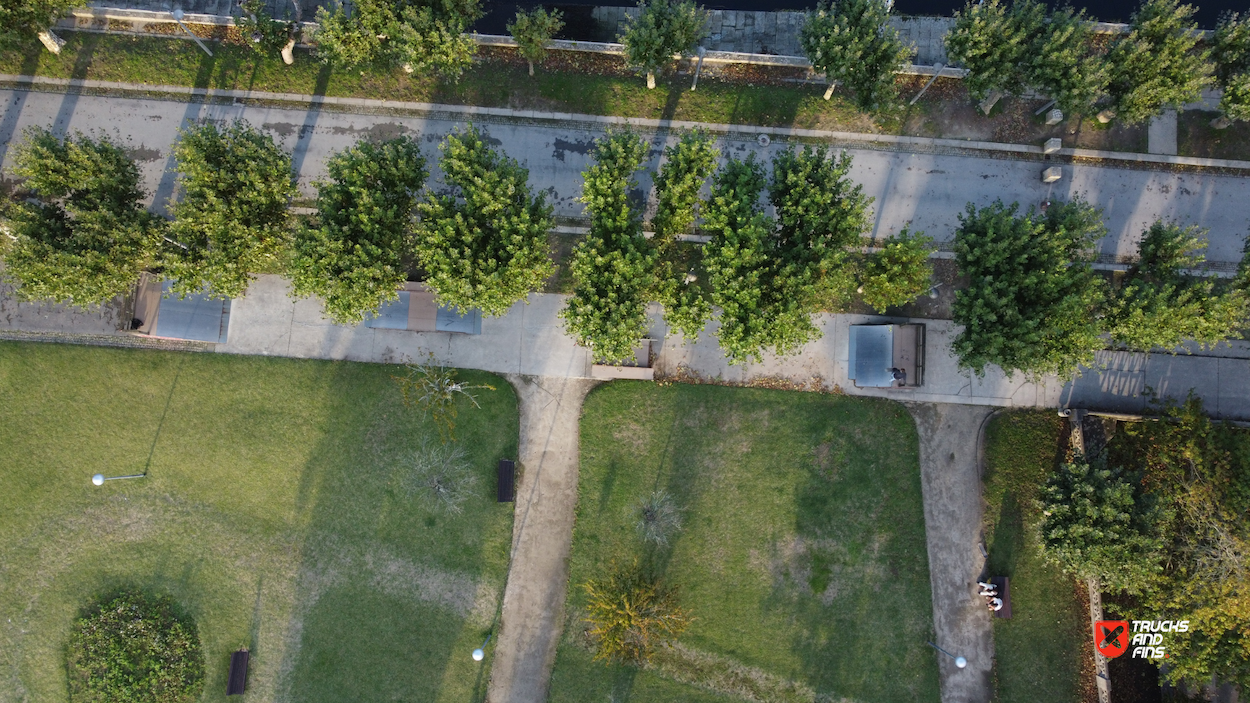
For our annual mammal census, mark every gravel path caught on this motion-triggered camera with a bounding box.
[486,375,598,703]
[909,402,997,703]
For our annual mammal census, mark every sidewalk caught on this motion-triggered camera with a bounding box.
[3,86,1250,265]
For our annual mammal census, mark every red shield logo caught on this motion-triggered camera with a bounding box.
[1095,620,1130,658]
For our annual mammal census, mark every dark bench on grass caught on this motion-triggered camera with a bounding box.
[227,649,249,695]
[497,460,515,503]
[990,576,1012,619]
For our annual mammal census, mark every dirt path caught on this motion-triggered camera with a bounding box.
[486,375,598,703]
[909,403,997,703]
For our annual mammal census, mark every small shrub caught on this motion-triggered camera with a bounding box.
[859,229,933,312]
[636,490,682,545]
[66,589,204,703]
[584,560,691,664]
[405,439,476,513]
[392,355,495,442]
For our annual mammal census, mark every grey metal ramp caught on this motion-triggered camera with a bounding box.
[850,325,896,387]
[365,292,411,329]
[153,281,230,343]
[436,305,481,335]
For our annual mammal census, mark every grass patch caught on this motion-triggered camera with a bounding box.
[982,410,1090,703]
[0,342,516,702]
[0,33,893,132]
[548,382,938,702]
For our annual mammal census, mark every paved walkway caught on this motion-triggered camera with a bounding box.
[3,87,1249,265]
[488,375,597,703]
[910,403,997,703]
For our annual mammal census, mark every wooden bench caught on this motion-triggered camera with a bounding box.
[497,460,515,503]
[990,576,1012,619]
[227,649,249,695]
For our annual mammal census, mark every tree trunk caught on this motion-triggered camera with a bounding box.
[38,30,65,54]
[978,90,1003,115]
[646,72,656,90]
[528,61,534,76]
[281,38,296,65]
[823,83,835,100]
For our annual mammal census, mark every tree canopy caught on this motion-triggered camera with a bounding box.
[1039,456,1163,593]
[314,0,480,77]
[415,125,554,317]
[1,128,159,306]
[0,0,78,47]
[951,199,1106,377]
[1214,12,1250,122]
[651,129,718,339]
[1106,0,1211,124]
[290,137,426,324]
[859,229,933,312]
[800,0,913,109]
[945,0,1038,101]
[165,121,297,299]
[1108,221,1248,351]
[561,131,657,364]
[620,0,708,89]
[1026,4,1107,116]
[508,7,564,76]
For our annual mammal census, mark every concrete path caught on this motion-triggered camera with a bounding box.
[1147,110,1179,156]
[909,403,997,703]
[3,88,1250,265]
[487,375,597,703]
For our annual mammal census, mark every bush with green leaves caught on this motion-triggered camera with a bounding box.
[620,0,709,89]
[1039,456,1163,594]
[164,122,296,299]
[945,0,1039,102]
[799,0,913,110]
[1105,0,1212,124]
[235,0,294,55]
[290,137,426,324]
[859,229,933,312]
[508,7,564,76]
[636,490,682,546]
[314,0,480,77]
[1026,4,1107,116]
[416,125,554,317]
[404,439,476,512]
[1108,221,1248,351]
[1,128,160,306]
[393,355,495,442]
[1213,12,1250,122]
[583,559,691,664]
[0,0,77,48]
[651,129,718,339]
[951,199,1107,378]
[561,131,657,364]
[702,156,816,364]
[66,589,205,703]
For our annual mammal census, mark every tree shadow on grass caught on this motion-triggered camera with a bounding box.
[985,490,1025,578]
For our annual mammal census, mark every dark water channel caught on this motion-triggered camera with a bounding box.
[472,0,1243,37]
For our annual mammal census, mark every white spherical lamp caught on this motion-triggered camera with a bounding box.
[955,656,967,669]
[92,474,105,486]
[472,648,484,662]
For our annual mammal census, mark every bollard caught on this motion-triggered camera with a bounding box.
[1044,137,1062,154]
[1042,167,1062,183]
[37,30,65,54]
[1096,109,1115,124]
[281,38,296,65]
[1045,108,1063,126]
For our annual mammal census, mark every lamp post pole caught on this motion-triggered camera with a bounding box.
[926,641,967,669]
[92,473,146,486]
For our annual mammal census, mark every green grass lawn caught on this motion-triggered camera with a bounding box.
[0,342,516,703]
[547,382,938,703]
[982,411,1090,703]
[0,32,890,132]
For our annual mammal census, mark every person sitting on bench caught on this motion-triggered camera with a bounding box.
[977,581,998,596]
[988,597,1003,612]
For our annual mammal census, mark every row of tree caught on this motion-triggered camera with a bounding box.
[952,199,1250,378]
[948,0,1250,124]
[561,130,934,364]
[0,124,553,325]
[5,125,1246,375]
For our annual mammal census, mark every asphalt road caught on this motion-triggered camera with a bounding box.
[1,88,1247,265]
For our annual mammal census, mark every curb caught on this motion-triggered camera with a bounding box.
[3,72,1249,173]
